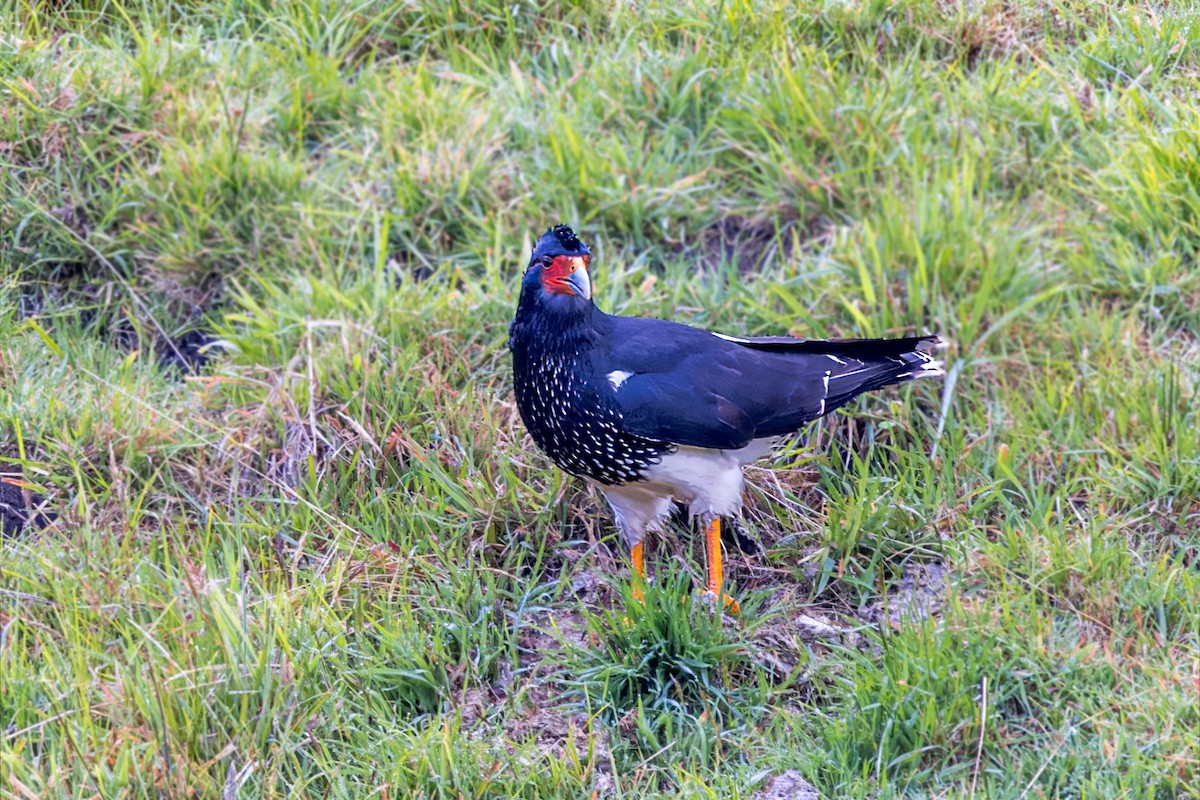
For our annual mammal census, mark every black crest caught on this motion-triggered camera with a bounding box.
[531,224,590,261]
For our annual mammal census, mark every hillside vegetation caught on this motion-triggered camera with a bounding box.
[2,1,1198,797]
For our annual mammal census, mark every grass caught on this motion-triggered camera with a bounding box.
[2,0,1199,796]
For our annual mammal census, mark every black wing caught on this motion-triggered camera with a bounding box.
[594,314,940,450]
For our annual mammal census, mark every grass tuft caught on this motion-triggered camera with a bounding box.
[3,0,1200,796]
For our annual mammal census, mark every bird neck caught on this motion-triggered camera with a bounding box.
[510,291,598,360]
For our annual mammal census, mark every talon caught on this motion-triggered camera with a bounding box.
[698,589,740,614]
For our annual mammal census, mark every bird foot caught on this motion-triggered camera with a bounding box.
[697,589,740,615]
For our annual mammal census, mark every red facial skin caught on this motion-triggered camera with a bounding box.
[540,255,590,295]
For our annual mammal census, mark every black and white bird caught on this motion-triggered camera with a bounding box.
[509,225,943,611]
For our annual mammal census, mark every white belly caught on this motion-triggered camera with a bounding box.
[597,437,776,546]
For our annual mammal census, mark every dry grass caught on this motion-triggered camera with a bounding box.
[2,1,1199,797]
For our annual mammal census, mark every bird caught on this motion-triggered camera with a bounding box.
[508,224,943,613]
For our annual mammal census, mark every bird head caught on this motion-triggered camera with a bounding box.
[522,224,592,304]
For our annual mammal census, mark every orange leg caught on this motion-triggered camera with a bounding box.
[630,541,645,603]
[703,518,740,614]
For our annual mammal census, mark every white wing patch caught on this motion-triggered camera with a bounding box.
[818,370,831,417]
[825,354,847,365]
[607,370,635,390]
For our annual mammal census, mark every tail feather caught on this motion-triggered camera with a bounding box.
[718,332,941,359]
[821,337,943,416]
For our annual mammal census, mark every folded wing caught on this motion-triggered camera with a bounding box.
[596,315,941,450]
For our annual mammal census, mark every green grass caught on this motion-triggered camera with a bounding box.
[2,0,1199,796]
